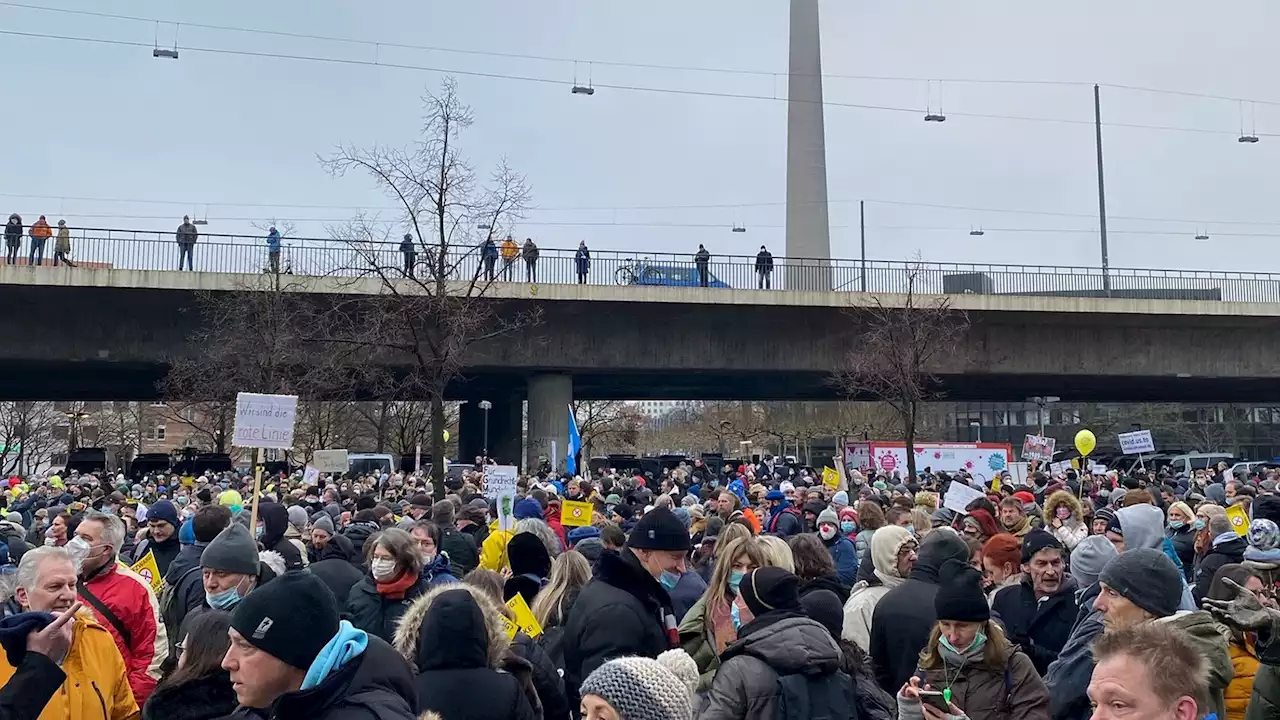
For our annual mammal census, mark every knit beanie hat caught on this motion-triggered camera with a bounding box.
[832,491,849,507]
[286,505,308,532]
[148,500,179,528]
[178,518,196,546]
[1250,518,1280,552]
[311,514,335,535]
[508,532,552,578]
[627,508,691,552]
[1020,529,1063,564]
[514,497,543,521]
[799,587,844,639]
[229,572,339,670]
[580,655,694,720]
[1070,535,1118,588]
[1098,548,1182,618]
[816,508,839,527]
[933,558,990,622]
[201,524,260,576]
[738,567,801,617]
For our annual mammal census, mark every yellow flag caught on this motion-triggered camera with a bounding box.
[991,476,1002,493]
[822,467,840,490]
[130,551,163,595]
[505,593,543,638]
[1226,504,1251,536]
[560,500,594,528]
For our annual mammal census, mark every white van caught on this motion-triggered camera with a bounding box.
[1167,453,1236,475]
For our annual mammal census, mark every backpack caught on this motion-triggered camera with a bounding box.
[159,566,201,633]
[776,669,859,720]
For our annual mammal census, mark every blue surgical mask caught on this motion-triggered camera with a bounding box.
[659,570,680,591]
[1169,520,1185,530]
[1194,518,1206,530]
[840,521,856,534]
[207,586,241,610]
[730,602,743,630]
[939,630,987,655]
[728,569,745,595]
[255,525,264,539]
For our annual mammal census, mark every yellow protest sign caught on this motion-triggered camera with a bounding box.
[1227,504,1251,536]
[505,593,543,639]
[822,467,840,490]
[991,476,1002,493]
[560,500,594,527]
[130,551,163,595]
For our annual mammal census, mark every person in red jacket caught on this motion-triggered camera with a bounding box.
[543,498,567,551]
[72,510,168,705]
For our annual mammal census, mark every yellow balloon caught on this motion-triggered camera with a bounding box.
[442,430,451,443]
[1074,429,1096,457]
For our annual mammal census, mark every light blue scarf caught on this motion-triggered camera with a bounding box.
[301,620,368,690]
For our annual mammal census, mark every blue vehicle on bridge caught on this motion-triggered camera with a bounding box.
[615,259,730,288]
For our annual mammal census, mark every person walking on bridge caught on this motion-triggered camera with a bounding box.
[176,215,198,271]
[27,215,51,267]
[694,244,711,287]
[4,214,21,265]
[755,245,773,289]
[53,220,75,267]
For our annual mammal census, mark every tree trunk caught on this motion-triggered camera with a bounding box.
[376,400,389,453]
[430,395,446,499]
[904,401,918,481]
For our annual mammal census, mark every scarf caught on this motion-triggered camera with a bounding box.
[376,571,419,600]
[1003,515,1030,536]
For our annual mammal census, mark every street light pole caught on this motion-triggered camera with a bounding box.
[860,200,867,292]
[970,421,982,444]
[1094,84,1111,296]
[478,400,492,458]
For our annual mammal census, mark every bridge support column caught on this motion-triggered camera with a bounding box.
[459,397,522,468]
[527,373,572,473]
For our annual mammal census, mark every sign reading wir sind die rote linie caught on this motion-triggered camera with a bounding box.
[233,393,299,450]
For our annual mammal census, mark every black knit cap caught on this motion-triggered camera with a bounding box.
[934,558,990,623]
[1020,528,1063,564]
[230,572,339,670]
[739,566,801,616]
[627,508,691,552]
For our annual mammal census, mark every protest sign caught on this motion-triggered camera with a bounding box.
[561,500,594,527]
[943,482,984,515]
[1117,430,1155,455]
[505,593,543,639]
[821,467,840,490]
[1021,435,1056,462]
[302,466,321,487]
[485,466,519,531]
[1227,504,1251,536]
[312,449,349,473]
[130,552,163,595]
[233,393,298,450]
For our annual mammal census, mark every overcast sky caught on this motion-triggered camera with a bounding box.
[5,0,1280,271]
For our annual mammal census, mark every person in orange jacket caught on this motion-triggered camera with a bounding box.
[27,215,51,266]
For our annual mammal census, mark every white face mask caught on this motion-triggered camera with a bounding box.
[370,558,398,582]
[818,526,837,541]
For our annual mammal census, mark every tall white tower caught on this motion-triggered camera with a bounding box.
[785,0,833,291]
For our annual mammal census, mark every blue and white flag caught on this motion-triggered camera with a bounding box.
[567,405,582,475]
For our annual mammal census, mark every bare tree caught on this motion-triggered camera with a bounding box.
[572,401,644,458]
[0,402,62,476]
[832,265,970,480]
[319,77,538,496]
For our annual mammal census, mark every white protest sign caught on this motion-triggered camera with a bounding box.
[312,449,349,473]
[485,465,519,531]
[302,466,321,486]
[1008,462,1030,488]
[1090,464,1109,476]
[943,481,985,515]
[233,393,298,450]
[1050,461,1070,476]
[1117,430,1155,455]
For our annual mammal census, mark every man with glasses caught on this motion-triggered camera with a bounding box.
[841,525,917,652]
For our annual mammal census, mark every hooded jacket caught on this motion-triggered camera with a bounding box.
[698,614,845,720]
[900,640,1048,720]
[990,574,1079,676]
[1043,491,1088,551]
[1156,610,1234,720]
[843,525,912,652]
[869,530,970,693]
[309,534,365,606]
[1117,503,1197,610]
[1044,581,1106,720]
[0,612,138,720]
[1225,639,1260,720]
[257,503,304,571]
[392,583,541,720]
[1195,535,1249,606]
[3,216,20,245]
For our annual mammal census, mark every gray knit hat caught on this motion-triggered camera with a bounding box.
[311,514,335,535]
[286,505,308,532]
[580,655,694,720]
[1069,535,1118,589]
[817,508,839,527]
[201,523,260,576]
[1098,548,1182,618]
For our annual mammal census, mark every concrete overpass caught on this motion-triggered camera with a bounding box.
[5,266,1280,466]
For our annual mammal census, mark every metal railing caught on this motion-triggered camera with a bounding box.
[5,226,1280,303]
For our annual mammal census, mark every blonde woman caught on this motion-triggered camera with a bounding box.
[678,537,767,690]
[531,550,593,631]
[754,535,795,573]
[1165,500,1197,581]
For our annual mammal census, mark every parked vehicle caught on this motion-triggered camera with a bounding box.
[1167,452,1237,475]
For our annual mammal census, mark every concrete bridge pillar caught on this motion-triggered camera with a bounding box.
[526,373,572,473]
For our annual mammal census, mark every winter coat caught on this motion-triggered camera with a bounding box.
[141,672,238,720]
[562,548,677,704]
[842,525,914,652]
[0,613,137,720]
[1043,491,1088,551]
[698,613,845,720]
[869,530,970,693]
[522,241,539,263]
[1195,536,1249,605]
[755,250,773,273]
[800,574,851,605]
[1045,582,1105,720]
[3,217,20,246]
[990,575,1079,676]
[669,569,707,622]
[678,595,727,690]
[1225,640,1260,720]
[765,502,803,537]
[392,583,541,720]
[574,247,590,273]
[227,632,417,720]
[1157,610,1234,720]
[0,650,62,720]
[81,560,169,705]
[902,646,1049,720]
[543,504,567,550]
[512,631,571,720]
[133,532,181,577]
[439,525,479,576]
[160,542,206,659]
[0,521,30,563]
[55,226,71,254]
[176,221,198,245]
[343,572,435,643]
[694,248,711,265]
[1168,524,1198,582]
[309,535,366,607]
[258,503,305,572]
[480,528,515,571]
[1246,614,1280,720]
[823,532,859,586]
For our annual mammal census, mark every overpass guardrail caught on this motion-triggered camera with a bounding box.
[4,227,1279,303]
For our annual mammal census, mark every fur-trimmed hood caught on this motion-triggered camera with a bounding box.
[1043,490,1083,524]
[393,581,511,673]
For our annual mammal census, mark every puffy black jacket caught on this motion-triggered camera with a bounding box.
[343,573,433,643]
[869,530,970,693]
[309,536,365,607]
[1167,525,1197,582]
[562,549,677,704]
[511,631,571,720]
[227,635,416,720]
[1195,536,1248,605]
[990,575,1079,676]
[439,526,479,576]
[342,521,380,554]
[257,503,304,571]
[133,533,181,577]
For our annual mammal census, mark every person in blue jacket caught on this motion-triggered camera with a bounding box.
[817,507,858,585]
[481,237,499,281]
[265,226,281,273]
[764,490,803,537]
[574,240,591,284]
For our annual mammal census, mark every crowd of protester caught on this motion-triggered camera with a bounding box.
[0,455,1276,719]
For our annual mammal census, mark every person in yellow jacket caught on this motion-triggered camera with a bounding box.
[27,215,52,267]
[499,235,519,281]
[0,546,137,719]
[479,497,545,571]
[1208,565,1262,720]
